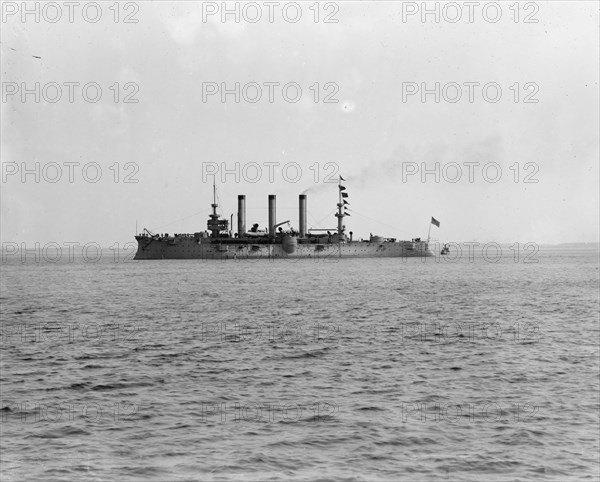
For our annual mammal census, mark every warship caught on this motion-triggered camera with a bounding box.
[134,178,435,260]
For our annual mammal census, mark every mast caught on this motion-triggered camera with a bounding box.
[335,176,345,236]
[212,177,217,217]
[208,176,222,238]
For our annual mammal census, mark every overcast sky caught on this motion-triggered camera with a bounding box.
[1,1,598,246]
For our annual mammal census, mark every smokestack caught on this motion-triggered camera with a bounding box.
[268,195,276,235]
[237,195,246,237]
[299,194,307,237]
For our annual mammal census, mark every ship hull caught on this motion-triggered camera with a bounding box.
[134,236,433,260]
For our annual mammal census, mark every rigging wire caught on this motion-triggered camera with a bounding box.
[149,210,207,232]
[348,209,403,233]
[307,209,337,229]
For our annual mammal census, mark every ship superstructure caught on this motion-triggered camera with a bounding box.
[134,179,433,260]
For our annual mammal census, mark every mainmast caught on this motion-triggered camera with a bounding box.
[335,176,345,236]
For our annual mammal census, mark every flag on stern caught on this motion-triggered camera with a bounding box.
[431,217,440,227]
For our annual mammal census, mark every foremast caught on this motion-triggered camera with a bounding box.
[206,178,229,238]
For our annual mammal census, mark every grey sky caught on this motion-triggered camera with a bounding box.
[1,1,598,246]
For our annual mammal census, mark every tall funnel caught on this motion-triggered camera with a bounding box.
[299,194,307,237]
[268,195,276,235]
[237,195,246,237]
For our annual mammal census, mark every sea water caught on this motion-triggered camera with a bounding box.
[1,245,598,481]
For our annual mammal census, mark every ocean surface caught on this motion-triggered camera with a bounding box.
[1,245,599,481]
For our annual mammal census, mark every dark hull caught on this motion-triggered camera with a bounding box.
[134,236,433,260]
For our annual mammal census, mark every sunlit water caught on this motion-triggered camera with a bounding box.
[1,246,599,481]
